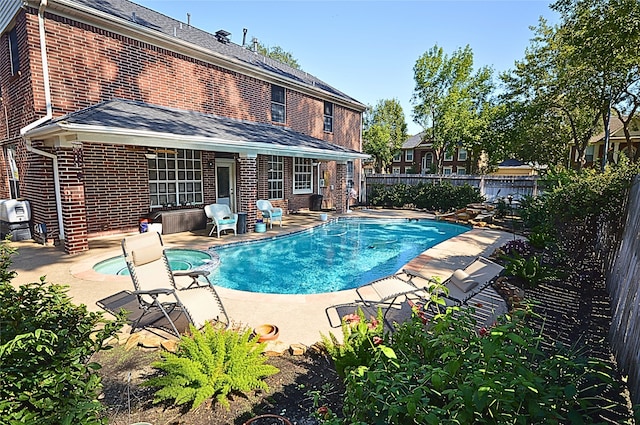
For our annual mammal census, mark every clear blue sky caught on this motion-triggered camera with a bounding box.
[138,0,559,135]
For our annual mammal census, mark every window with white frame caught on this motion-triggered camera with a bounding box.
[444,151,454,161]
[405,150,413,162]
[293,158,313,194]
[585,145,595,162]
[392,166,401,174]
[457,148,468,161]
[392,153,401,162]
[148,149,202,207]
[346,160,354,187]
[323,101,333,132]
[271,85,285,123]
[5,144,19,198]
[443,167,453,175]
[8,28,19,76]
[456,167,466,175]
[268,155,284,199]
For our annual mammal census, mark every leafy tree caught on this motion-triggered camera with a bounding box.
[362,99,408,173]
[501,0,640,170]
[250,39,301,70]
[412,44,494,174]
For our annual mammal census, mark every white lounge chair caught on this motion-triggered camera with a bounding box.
[256,199,283,228]
[205,203,238,237]
[122,231,229,337]
[404,256,505,303]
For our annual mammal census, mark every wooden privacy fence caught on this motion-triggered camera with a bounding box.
[364,174,541,203]
[606,175,640,405]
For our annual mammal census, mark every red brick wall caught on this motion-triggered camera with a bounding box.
[82,144,149,235]
[0,7,364,250]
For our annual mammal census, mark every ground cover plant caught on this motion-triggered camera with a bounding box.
[143,322,280,410]
[321,302,627,424]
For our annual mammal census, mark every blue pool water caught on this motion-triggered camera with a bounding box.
[211,219,468,294]
[93,249,214,276]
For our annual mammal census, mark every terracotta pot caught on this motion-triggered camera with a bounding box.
[253,324,279,342]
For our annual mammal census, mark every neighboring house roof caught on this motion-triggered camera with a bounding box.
[24,99,369,161]
[43,0,365,110]
[402,133,426,149]
[498,159,526,167]
[589,116,626,143]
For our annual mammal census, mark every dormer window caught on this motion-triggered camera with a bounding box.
[271,85,285,123]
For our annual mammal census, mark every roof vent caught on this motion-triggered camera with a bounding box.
[215,29,231,44]
[131,12,137,23]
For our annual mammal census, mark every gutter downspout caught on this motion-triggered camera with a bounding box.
[19,0,65,240]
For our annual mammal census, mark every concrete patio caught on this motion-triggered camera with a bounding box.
[8,208,516,348]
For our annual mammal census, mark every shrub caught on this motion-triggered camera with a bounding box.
[502,253,556,288]
[0,241,124,425]
[367,182,483,211]
[326,307,622,424]
[143,322,279,410]
[321,307,385,378]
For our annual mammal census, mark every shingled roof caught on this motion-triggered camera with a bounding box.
[27,99,368,161]
[67,0,364,108]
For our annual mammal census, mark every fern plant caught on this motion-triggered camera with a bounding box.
[143,322,279,410]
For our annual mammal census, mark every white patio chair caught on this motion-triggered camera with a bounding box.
[204,204,238,237]
[256,199,283,228]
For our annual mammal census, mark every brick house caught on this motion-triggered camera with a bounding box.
[0,0,367,253]
[397,132,470,175]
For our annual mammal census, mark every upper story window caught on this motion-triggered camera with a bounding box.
[444,151,454,161]
[8,28,20,76]
[458,148,468,161]
[405,150,414,162]
[293,158,313,194]
[392,153,401,162]
[148,149,202,207]
[271,85,285,123]
[268,155,284,199]
[323,101,333,132]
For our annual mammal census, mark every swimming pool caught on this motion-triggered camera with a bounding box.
[93,249,216,276]
[211,218,468,294]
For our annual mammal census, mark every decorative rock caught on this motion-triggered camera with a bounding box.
[289,343,306,356]
[139,335,163,349]
[124,333,142,351]
[161,339,179,353]
[264,340,288,356]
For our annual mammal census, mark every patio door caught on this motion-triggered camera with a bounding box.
[215,159,236,211]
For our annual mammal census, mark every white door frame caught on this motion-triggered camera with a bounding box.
[215,158,237,211]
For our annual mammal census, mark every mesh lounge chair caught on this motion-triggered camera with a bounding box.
[122,231,229,337]
[404,256,505,304]
[205,203,238,237]
[256,199,283,228]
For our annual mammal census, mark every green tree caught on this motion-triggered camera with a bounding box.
[251,39,301,70]
[362,99,408,173]
[412,44,494,174]
[501,0,640,170]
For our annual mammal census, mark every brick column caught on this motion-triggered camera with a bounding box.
[335,162,347,214]
[237,155,258,232]
[57,148,89,253]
